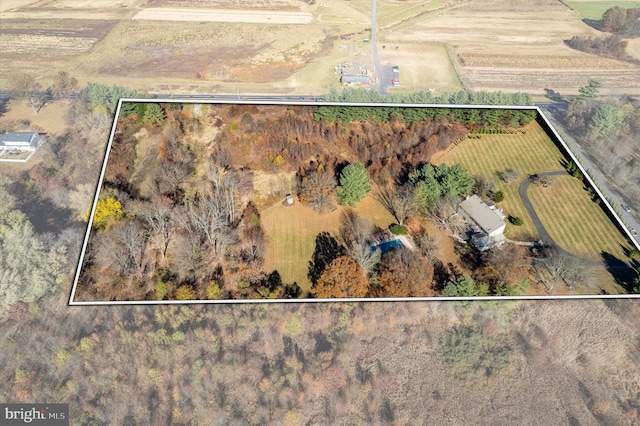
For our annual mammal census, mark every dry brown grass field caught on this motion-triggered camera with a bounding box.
[377,42,463,92]
[0,0,375,93]
[5,0,639,95]
[383,0,640,95]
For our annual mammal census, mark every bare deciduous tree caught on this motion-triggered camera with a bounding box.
[375,184,417,225]
[101,221,149,277]
[414,231,443,263]
[298,169,336,212]
[533,248,593,292]
[138,196,176,262]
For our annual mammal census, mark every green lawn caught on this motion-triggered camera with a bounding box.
[434,121,566,241]
[528,175,631,260]
[261,194,395,292]
[565,1,640,20]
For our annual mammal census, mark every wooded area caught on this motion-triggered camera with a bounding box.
[74,95,543,301]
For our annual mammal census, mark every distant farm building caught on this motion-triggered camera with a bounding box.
[458,195,506,251]
[340,75,371,87]
[0,132,43,151]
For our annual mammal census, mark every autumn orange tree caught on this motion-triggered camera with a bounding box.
[311,256,369,298]
[373,248,434,297]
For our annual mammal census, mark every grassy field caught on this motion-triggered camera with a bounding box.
[377,0,442,29]
[261,194,395,292]
[564,1,640,20]
[527,175,632,260]
[434,121,566,241]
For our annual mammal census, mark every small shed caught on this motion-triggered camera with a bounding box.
[285,194,294,205]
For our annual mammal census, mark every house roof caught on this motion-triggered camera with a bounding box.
[340,75,370,84]
[0,132,39,146]
[459,195,506,235]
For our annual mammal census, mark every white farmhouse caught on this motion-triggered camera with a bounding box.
[0,132,43,151]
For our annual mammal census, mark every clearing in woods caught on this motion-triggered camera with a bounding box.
[261,194,395,292]
[435,118,633,264]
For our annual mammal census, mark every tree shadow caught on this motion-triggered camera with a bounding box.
[543,88,564,102]
[621,243,640,269]
[582,18,602,31]
[0,97,10,117]
[432,260,450,292]
[308,232,345,285]
[601,251,637,292]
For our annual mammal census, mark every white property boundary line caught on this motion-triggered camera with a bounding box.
[68,99,640,306]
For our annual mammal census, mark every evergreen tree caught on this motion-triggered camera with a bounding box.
[336,162,371,207]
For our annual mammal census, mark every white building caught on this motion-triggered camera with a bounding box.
[458,195,507,250]
[0,132,43,151]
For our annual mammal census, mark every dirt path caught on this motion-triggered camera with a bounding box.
[132,8,313,24]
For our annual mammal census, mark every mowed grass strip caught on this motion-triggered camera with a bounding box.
[565,1,640,20]
[435,121,566,241]
[261,194,395,292]
[528,175,631,260]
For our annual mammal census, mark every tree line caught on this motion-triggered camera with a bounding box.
[316,87,536,127]
[601,6,640,37]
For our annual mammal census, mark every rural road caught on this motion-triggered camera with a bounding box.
[537,103,640,251]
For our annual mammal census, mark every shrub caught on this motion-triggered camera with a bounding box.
[207,281,221,299]
[389,224,408,235]
[155,281,168,300]
[509,215,523,226]
[175,285,196,300]
[491,190,504,203]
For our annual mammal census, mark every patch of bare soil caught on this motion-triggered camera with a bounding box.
[0,19,119,58]
[147,0,306,10]
[98,45,261,80]
[133,8,313,24]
